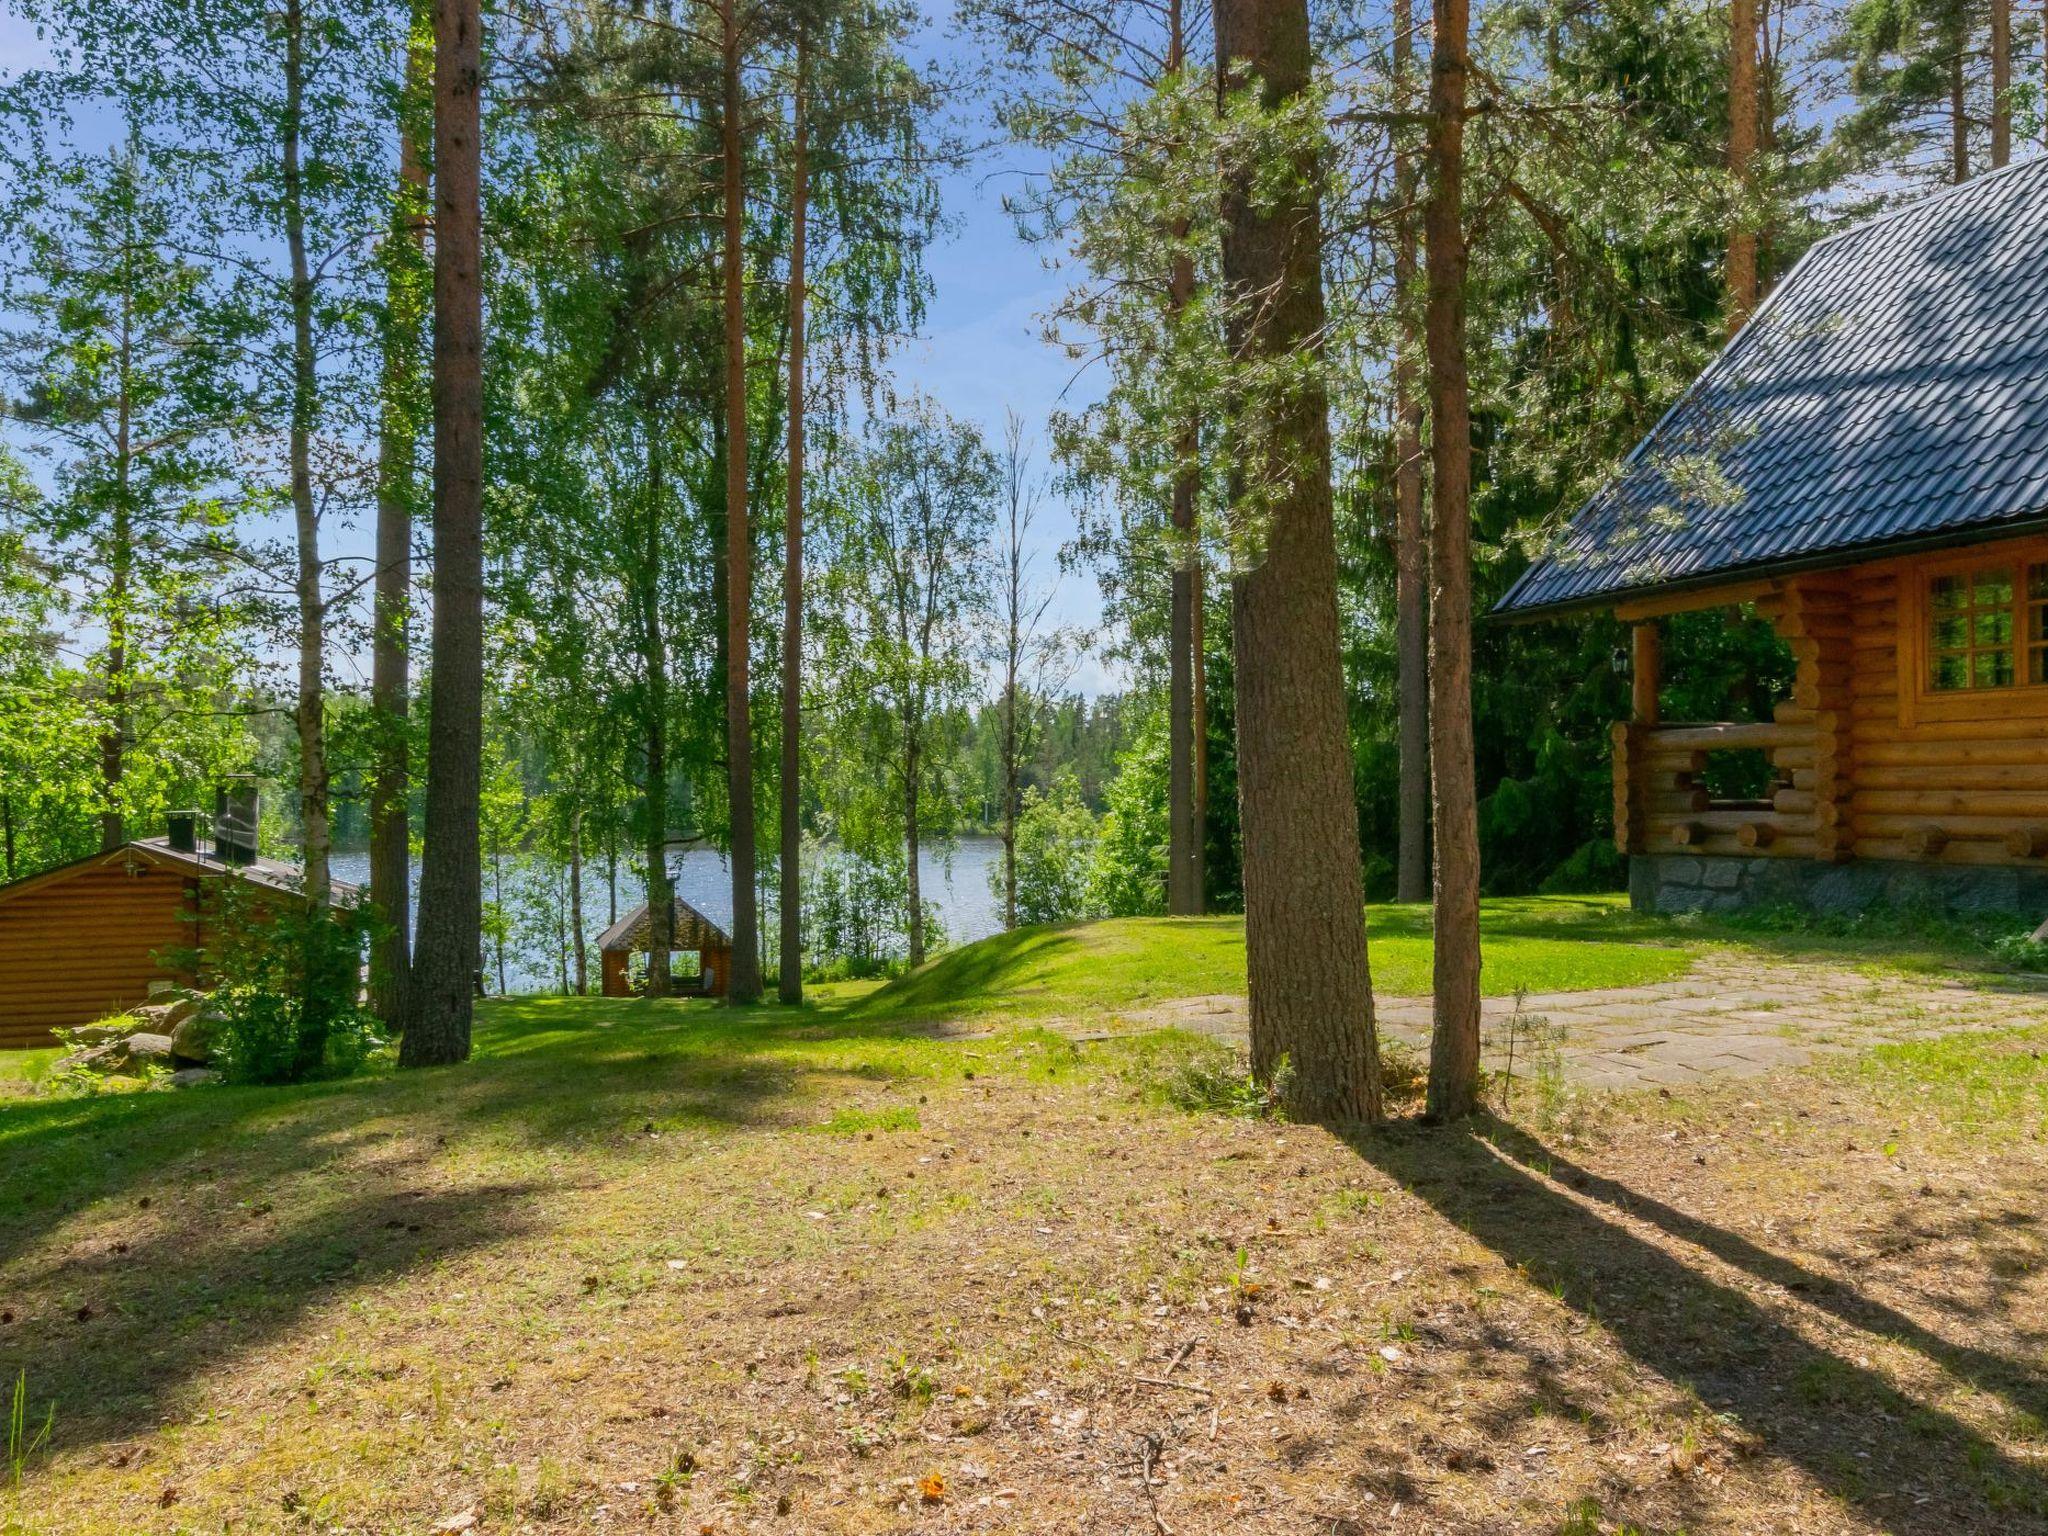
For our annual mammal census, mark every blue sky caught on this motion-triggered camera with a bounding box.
[0,5,1121,694]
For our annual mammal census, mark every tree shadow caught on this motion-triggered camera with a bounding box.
[0,998,970,1457]
[3,1176,540,1454]
[1480,1119,2048,1425]
[1341,1119,2048,1531]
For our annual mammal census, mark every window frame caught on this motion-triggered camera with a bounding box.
[1899,540,2048,725]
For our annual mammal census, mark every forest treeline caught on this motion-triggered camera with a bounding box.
[0,0,2040,1109]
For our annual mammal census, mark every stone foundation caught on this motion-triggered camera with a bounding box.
[1630,853,2048,918]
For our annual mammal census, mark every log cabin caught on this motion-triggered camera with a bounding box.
[1495,154,2048,916]
[597,897,733,998]
[0,797,349,1048]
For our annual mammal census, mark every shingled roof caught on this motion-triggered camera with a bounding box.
[595,896,728,954]
[1496,154,2048,618]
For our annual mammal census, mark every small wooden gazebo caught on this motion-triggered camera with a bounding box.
[596,897,732,998]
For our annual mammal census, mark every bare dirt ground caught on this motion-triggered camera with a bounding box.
[1063,951,2048,1092]
[5,1007,2046,1535]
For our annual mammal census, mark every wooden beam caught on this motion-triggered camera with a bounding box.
[1613,577,1780,622]
[1631,622,1661,726]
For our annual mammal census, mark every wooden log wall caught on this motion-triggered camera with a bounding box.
[0,856,201,1048]
[1842,540,2048,866]
[1616,532,2048,871]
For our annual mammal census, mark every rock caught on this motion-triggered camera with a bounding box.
[131,993,201,1034]
[169,1008,223,1065]
[55,1033,169,1076]
[124,1033,176,1066]
[68,1022,131,1047]
[167,1067,221,1088]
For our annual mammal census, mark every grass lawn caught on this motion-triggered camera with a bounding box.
[4,974,2046,1534]
[833,895,1695,1029]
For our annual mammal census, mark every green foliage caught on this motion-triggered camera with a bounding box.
[1085,713,1170,918]
[1991,932,2048,972]
[6,1370,52,1493]
[1005,771,1097,925]
[803,847,942,979]
[201,884,382,1085]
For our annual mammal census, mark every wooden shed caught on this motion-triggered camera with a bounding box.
[596,897,733,998]
[0,828,342,1049]
[1496,156,2048,916]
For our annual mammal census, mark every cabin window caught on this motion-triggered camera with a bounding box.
[1899,538,2048,726]
[1927,565,2016,690]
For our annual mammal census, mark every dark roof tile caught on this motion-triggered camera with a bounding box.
[1498,155,2048,616]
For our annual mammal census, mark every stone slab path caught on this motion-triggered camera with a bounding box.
[990,953,2048,1093]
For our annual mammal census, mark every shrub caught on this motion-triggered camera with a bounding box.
[803,845,943,979]
[201,883,382,1084]
[996,770,1097,925]
[1086,715,1170,917]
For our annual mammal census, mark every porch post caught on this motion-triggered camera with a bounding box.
[1632,621,1661,725]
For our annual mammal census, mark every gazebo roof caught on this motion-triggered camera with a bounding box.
[595,897,729,954]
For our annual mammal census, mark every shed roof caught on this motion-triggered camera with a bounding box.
[596,897,729,954]
[0,837,358,907]
[1496,153,2048,618]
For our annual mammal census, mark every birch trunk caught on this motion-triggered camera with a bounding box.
[1725,0,1759,336]
[721,0,762,1002]
[779,37,808,1003]
[283,0,330,912]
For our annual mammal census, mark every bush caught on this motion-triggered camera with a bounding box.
[804,845,944,979]
[1992,931,2048,971]
[201,883,382,1085]
[996,770,1097,925]
[1538,836,1626,894]
[1087,715,1170,917]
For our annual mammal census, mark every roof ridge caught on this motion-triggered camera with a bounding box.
[1802,151,2048,259]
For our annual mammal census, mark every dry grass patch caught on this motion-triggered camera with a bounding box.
[3,997,2044,1534]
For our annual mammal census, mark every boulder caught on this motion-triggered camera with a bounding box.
[124,1032,176,1066]
[68,1022,131,1047]
[54,1041,128,1076]
[131,993,202,1035]
[167,1067,221,1088]
[169,1007,224,1066]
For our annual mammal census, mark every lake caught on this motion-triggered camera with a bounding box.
[331,834,1005,993]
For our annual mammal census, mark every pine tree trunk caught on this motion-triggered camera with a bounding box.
[372,26,430,1022]
[721,0,762,1003]
[779,38,808,1005]
[399,0,484,1067]
[1392,0,1429,905]
[1213,0,1380,1122]
[1166,0,1202,917]
[1,794,14,881]
[1423,0,1483,1122]
[1990,0,2011,168]
[1950,44,1969,183]
[283,0,330,912]
[1725,0,1759,336]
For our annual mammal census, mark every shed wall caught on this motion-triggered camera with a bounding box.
[0,859,200,1048]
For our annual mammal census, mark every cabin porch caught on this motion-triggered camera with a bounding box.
[1614,531,2048,916]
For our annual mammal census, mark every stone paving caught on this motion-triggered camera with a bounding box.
[1015,953,2048,1093]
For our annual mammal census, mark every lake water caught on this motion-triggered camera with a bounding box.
[331,834,1004,993]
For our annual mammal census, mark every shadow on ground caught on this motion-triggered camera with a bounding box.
[0,997,953,1454]
[1344,1119,2048,1532]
